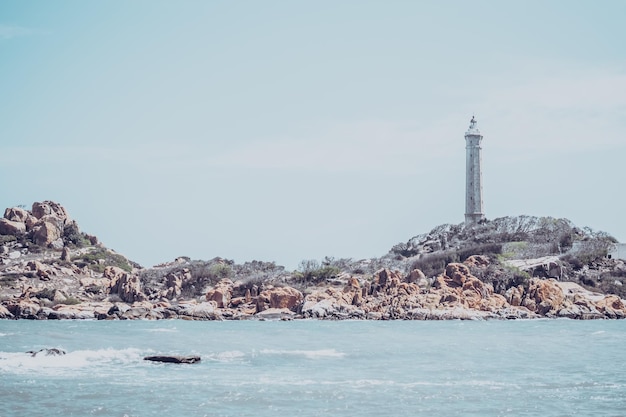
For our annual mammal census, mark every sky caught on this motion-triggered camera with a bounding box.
[1,1,625,269]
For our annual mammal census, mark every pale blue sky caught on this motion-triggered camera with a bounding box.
[1,1,625,268]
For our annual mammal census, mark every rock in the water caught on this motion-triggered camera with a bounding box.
[27,348,67,357]
[144,355,201,364]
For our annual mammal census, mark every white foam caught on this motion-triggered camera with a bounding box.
[0,348,144,376]
[144,327,178,333]
[207,350,246,362]
[259,349,346,359]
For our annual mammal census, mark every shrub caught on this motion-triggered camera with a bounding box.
[74,248,132,273]
[470,263,531,295]
[63,223,91,247]
[411,252,459,278]
[297,259,341,284]
[178,260,234,297]
[62,296,82,305]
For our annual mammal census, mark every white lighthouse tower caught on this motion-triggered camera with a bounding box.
[465,116,485,224]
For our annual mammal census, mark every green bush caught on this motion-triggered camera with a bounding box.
[297,259,341,284]
[74,248,132,273]
[410,243,503,278]
[411,252,459,278]
[63,223,91,247]
[471,263,531,295]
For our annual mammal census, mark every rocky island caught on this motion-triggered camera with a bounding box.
[1,201,625,321]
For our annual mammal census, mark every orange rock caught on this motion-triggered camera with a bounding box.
[444,263,471,287]
[206,279,234,308]
[526,278,564,315]
[343,277,360,292]
[464,255,490,268]
[105,266,146,303]
[268,286,303,309]
[595,295,626,318]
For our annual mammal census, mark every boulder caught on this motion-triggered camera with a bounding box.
[0,218,26,235]
[164,268,189,299]
[32,221,63,247]
[31,201,69,222]
[525,278,565,315]
[144,355,201,364]
[206,279,234,308]
[4,207,29,222]
[444,263,471,287]
[372,269,403,291]
[180,301,222,320]
[264,286,303,310]
[505,285,525,306]
[49,305,95,320]
[105,266,146,303]
[5,299,41,319]
[121,306,152,320]
[0,304,13,318]
[407,269,426,284]
[301,289,363,319]
[595,295,626,318]
[26,260,55,280]
[27,348,66,357]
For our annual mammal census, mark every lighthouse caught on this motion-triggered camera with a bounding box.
[465,116,485,224]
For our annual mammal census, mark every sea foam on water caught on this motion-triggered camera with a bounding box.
[1,319,625,416]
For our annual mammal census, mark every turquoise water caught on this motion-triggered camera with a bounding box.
[1,319,625,416]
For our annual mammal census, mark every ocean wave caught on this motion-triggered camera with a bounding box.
[144,327,178,333]
[259,349,346,359]
[0,348,145,375]
[207,350,246,362]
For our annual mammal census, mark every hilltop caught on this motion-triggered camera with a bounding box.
[1,201,625,320]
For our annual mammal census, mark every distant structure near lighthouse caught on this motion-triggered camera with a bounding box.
[465,116,485,224]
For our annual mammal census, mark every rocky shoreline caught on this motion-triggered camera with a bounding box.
[2,201,626,321]
[2,259,625,321]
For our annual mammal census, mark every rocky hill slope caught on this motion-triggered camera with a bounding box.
[1,201,625,320]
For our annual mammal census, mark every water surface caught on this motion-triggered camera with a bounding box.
[1,319,624,416]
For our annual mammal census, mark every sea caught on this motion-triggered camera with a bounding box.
[0,319,625,417]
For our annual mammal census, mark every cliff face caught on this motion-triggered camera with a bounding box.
[1,201,625,320]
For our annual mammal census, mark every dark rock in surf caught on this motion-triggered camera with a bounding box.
[27,348,66,357]
[144,355,201,364]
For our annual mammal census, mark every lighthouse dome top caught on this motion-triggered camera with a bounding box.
[465,116,481,136]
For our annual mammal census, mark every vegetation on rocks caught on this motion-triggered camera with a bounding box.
[74,248,132,273]
[1,201,625,321]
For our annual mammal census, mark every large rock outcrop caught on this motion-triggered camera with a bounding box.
[206,279,234,308]
[0,218,27,235]
[256,286,303,312]
[105,266,146,303]
[1,201,77,249]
